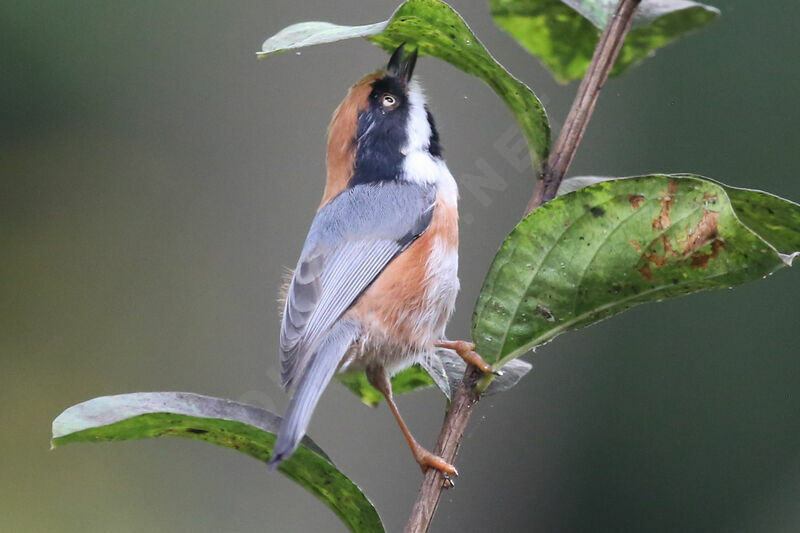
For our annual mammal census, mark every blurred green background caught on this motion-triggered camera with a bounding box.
[2,1,798,531]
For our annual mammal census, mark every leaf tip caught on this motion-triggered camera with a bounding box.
[50,431,67,450]
[256,47,285,58]
[780,251,798,267]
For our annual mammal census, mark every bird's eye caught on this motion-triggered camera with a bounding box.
[381,93,397,108]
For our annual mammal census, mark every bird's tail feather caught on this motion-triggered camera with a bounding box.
[268,319,358,470]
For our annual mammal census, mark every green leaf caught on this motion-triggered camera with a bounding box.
[720,184,800,265]
[338,365,436,407]
[337,349,534,405]
[473,175,799,368]
[491,0,720,83]
[52,392,383,533]
[259,0,550,173]
[560,175,800,265]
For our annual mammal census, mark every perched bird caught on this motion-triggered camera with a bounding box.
[268,44,492,477]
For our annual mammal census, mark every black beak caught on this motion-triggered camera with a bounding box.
[386,43,418,84]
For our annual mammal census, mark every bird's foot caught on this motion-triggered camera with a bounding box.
[413,445,458,488]
[435,340,499,375]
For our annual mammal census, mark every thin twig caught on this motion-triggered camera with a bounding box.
[405,1,641,531]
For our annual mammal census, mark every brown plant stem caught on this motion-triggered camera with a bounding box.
[403,365,482,533]
[405,1,641,531]
[526,0,643,215]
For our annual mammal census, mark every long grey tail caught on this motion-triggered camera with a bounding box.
[268,319,358,470]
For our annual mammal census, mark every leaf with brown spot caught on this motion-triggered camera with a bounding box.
[636,208,724,279]
[652,180,679,230]
[474,174,800,368]
[690,239,724,269]
[629,194,645,209]
[639,263,654,282]
[682,209,720,255]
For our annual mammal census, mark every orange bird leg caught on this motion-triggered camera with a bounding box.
[435,340,498,375]
[366,365,458,480]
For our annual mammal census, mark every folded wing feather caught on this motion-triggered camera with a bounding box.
[279,182,436,389]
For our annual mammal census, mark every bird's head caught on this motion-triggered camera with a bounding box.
[322,44,442,205]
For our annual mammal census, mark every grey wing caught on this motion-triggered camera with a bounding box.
[279,182,436,389]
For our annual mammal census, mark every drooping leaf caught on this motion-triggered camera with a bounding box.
[491,0,720,83]
[52,392,383,533]
[259,0,550,172]
[473,175,799,368]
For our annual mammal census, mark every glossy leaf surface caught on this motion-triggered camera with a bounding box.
[473,175,799,368]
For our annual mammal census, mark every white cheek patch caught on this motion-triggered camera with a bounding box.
[404,151,438,184]
[401,80,459,206]
[403,154,458,206]
[404,80,432,154]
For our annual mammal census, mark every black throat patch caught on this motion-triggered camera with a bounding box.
[425,106,442,158]
[349,76,410,187]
